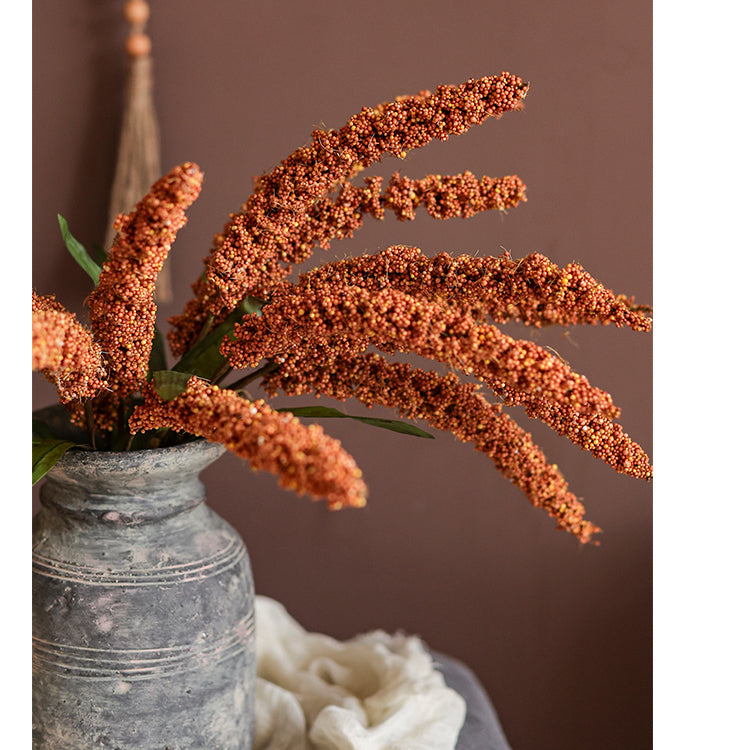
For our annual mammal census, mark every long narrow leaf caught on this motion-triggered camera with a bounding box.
[32,419,56,440]
[32,438,78,485]
[57,214,101,285]
[151,370,194,401]
[149,327,168,373]
[90,242,109,266]
[279,405,434,439]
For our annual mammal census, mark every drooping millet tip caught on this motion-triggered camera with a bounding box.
[32,292,108,403]
[130,377,367,510]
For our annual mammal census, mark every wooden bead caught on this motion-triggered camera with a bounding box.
[123,0,150,27]
[126,32,152,57]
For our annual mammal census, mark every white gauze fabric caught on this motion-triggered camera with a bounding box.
[253,596,466,750]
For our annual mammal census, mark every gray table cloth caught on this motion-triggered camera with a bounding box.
[432,651,513,750]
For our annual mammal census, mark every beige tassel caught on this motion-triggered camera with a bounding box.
[106,1,171,302]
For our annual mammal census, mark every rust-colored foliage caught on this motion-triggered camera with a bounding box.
[33,75,651,541]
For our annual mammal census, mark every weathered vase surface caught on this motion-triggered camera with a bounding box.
[32,431,255,749]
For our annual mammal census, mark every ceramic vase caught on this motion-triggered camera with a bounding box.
[32,416,255,749]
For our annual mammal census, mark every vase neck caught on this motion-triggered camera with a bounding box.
[40,441,226,525]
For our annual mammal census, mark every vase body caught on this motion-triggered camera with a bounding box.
[32,436,255,749]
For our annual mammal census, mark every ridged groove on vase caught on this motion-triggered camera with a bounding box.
[38,484,206,525]
[32,535,246,586]
[32,411,254,749]
[32,609,255,680]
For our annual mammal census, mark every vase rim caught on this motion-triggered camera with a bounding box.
[34,405,226,522]
[33,403,226,461]
[53,436,226,465]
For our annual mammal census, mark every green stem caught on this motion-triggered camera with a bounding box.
[192,314,216,347]
[210,361,232,385]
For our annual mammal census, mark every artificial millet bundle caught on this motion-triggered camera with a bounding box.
[378,172,527,221]
[166,171,526,357]
[167,74,529,355]
[244,74,528,262]
[495,383,652,480]
[261,344,600,543]
[222,275,619,418]
[265,342,652,482]
[251,171,527,257]
[32,70,652,541]
[88,162,203,395]
[292,245,651,331]
[130,377,367,510]
[32,292,108,403]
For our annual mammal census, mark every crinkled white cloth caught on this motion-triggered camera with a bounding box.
[254,596,466,750]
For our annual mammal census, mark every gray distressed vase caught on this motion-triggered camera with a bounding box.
[32,422,255,749]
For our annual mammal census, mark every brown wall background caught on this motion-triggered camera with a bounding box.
[33,2,652,748]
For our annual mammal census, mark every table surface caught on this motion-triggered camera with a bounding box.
[431,651,513,750]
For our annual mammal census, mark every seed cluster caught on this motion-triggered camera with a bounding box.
[498,384,652,479]
[256,171,526,258]
[33,74,652,541]
[32,292,107,402]
[222,269,619,418]
[262,344,600,543]
[168,74,529,355]
[88,162,203,395]
[292,245,652,331]
[130,377,367,510]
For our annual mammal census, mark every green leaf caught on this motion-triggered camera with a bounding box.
[151,370,194,401]
[57,214,102,285]
[148,327,168,373]
[278,406,434,439]
[91,242,109,266]
[32,438,78,485]
[173,296,265,380]
[32,419,56,440]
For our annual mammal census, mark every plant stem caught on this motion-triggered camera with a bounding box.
[192,314,215,347]
[210,361,232,385]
